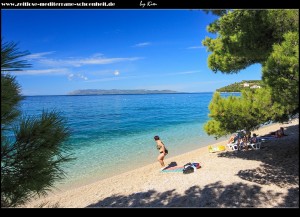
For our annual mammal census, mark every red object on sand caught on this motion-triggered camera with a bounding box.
[192,163,201,169]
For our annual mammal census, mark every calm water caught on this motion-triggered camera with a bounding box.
[20,93,240,190]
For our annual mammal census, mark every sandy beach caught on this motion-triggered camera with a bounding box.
[24,119,299,208]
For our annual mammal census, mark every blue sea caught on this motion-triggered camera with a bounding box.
[20,93,240,190]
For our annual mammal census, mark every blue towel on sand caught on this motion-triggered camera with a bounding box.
[160,166,184,173]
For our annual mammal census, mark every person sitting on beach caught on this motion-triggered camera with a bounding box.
[228,133,238,144]
[241,137,249,151]
[154,136,168,170]
[268,127,286,138]
[278,127,286,137]
[236,130,246,150]
[250,133,258,144]
[227,133,245,150]
[245,130,251,143]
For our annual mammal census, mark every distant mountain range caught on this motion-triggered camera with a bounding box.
[68,89,182,95]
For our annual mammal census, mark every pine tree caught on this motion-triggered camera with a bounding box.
[1,40,73,207]
[204,88,286,139]
[202,10,299,137]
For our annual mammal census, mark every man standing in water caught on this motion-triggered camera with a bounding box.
[154,136,168,170]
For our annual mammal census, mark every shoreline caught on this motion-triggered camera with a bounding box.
[24,118,299,207]
[54,120,291,192]
[56,136,230,192]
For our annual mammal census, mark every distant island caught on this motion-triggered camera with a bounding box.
[68,89,182,95]
[216,80,265,92]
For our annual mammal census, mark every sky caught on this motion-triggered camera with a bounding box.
[2,10,263,95]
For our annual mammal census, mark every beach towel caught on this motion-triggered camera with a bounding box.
[160,166,184,173]
[209,145,226,153]
[160,162,201,173]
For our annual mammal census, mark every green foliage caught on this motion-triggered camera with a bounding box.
[216,80,264,92]
[2,112,72,207]
[203,10,298,71]
[202,10,299,137]
[1,39,31,72]
[204,88,286,138]
[263,32,299,120]
[1,40,73,207]
[1,74,23,128]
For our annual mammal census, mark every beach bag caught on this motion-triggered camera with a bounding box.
[183,163,194,174]
[192,162,201,169]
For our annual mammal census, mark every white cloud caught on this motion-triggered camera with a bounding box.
[25,51,55,59]
[85,75,139,83]
[25,52,142,69]
[85,70,200,83]
[85,77,121,83]
[68,73,74,80]
[187,46,205,49]
[13,68,68,75]
[92,53,104,57]
[133,42,151,47]
[78,74,88,80]
[68,73,88,81]
[39,56,142,67]
[88,69,118,75]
